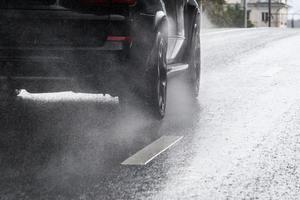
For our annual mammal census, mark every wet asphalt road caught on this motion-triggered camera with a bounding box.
[1,28,300,199]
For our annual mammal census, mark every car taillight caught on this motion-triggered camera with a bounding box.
[107,36,132,43]
[81,0,136,6]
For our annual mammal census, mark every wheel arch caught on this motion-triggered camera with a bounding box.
[187,0,200,8]
[154,11,168,35]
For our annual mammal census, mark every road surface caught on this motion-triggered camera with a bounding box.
[1,28,300,199]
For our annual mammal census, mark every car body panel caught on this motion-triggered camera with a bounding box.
[0,0,200,94]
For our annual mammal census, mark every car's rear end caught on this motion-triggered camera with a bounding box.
[0,0,138,94]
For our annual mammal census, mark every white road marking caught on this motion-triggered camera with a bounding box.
[121,136,183,166]
[262,67,283,77]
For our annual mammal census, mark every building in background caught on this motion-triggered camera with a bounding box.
[248,0,289,27]
[225,0,289,27]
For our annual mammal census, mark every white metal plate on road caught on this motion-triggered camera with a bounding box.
[121,136,183,166]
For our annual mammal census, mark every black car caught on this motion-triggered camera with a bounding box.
[0,0,201,119]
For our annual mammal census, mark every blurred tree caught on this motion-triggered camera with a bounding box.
[198,0,253,27]
[199,0,227,27]
[225,4,254,27]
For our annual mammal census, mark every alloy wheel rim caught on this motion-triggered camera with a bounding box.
[157,38,167,116]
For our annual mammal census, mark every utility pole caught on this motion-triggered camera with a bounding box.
[244,0,247,28]
[268,0,271,27]
[292,15,294,28]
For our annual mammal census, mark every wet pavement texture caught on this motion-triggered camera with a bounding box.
[1,28,300,199]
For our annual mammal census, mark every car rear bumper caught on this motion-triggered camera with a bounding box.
[0,41,131,93]
[0,40,128,74]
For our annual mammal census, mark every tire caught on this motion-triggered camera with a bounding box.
[145,32,168,119]
[187,17,201,98]
[119,31,168,120]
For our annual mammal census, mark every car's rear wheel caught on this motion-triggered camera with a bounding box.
[187,20,201,97]
[119,32,167,120]
[146,33,168,119]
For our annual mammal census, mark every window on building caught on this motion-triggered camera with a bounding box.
[262,12,269,22]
